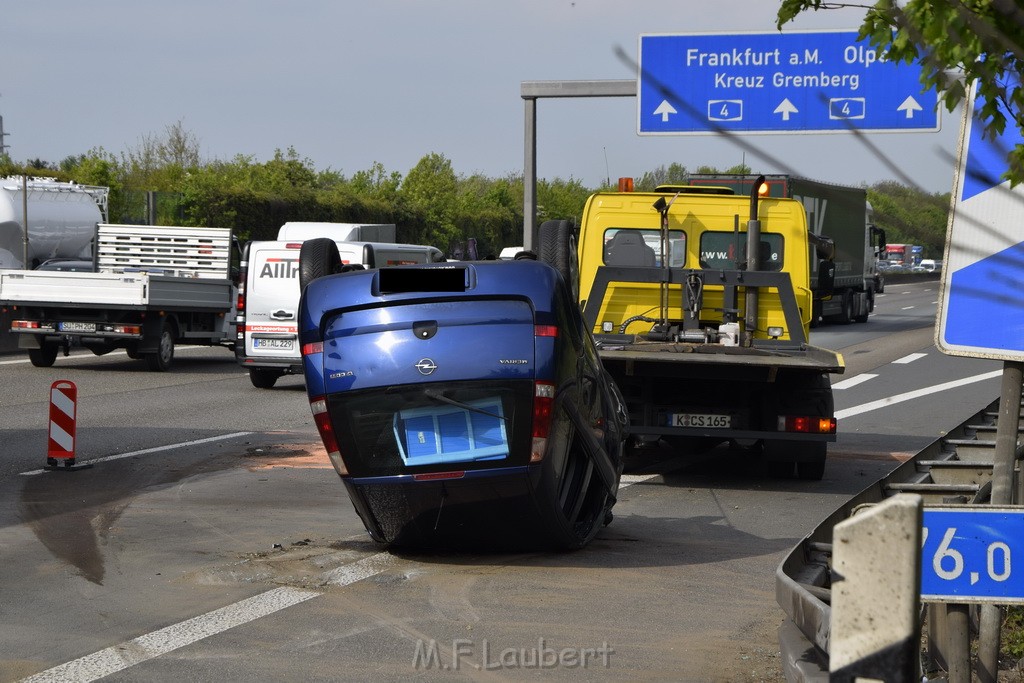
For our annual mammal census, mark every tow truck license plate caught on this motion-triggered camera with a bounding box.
[253,338,294,350]
[59,322,96,332]
[669,413,731,428]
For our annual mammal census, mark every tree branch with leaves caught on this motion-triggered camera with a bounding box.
[778,0,1024,184]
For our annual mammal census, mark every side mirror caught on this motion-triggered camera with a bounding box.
[817,259,836,297]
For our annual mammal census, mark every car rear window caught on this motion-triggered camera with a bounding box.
[327,380,534,477]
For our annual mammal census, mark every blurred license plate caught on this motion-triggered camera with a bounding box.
[669,413,731,428]
[254,338,294,350]
[59,322,95,332]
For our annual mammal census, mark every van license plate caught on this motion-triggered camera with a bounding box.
[254,338,294,350]
[59,322,96,332]
[669,413,731,428]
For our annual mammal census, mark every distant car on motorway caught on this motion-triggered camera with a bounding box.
[35,258,95,272]
[297,240,628,549]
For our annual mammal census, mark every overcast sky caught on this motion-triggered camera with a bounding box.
[3,1,960,194]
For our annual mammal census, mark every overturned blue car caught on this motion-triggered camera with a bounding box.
[297,238,627,549]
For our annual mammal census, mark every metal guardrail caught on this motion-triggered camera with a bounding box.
[776,396,1012,680]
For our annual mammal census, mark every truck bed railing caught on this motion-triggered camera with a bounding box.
[582,265,807,348]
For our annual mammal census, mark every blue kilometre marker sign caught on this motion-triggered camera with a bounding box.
[922,508,1024,603]
[638,30,939,135]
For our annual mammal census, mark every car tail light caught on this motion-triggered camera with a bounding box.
[531,381,555,462]
[778,415,836,434]
[302,341,323,356]
[534,324,558,338]
[12,320,39,329]
[310,396,347,475]
[236,258,247,312]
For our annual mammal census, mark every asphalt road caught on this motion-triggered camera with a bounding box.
[0,280,1003,682]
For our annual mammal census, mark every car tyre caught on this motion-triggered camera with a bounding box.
[539,220,579,301]
[146,322,175,372]
[537,420,615,550]
[299,238,341,292]
[249,367,283,389]
[29,344,59,368]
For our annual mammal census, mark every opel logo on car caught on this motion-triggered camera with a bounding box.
[415,358,438,376]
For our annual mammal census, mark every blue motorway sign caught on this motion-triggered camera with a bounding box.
[922,508,1024,603]
[638,30,939,135]
[937,78,1024,361]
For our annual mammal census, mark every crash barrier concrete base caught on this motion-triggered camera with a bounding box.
[829,494,922,682]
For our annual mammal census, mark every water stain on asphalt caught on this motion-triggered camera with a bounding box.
[17,439,322,585]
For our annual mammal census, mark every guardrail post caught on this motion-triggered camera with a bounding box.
[977,360,1023,682]
[829,493,922,682]
[946,604,971,683]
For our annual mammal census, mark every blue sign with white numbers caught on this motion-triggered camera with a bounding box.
[922,508,1024,603]
[638,30,939,135]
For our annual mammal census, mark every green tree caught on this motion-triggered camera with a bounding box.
[867,180,949,258]
[636,162,689,190]
[777,0,1024,183]
[399,153,460,251]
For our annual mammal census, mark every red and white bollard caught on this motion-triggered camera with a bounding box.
[46,380,91,470]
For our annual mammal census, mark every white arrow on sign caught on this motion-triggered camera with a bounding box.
[653,100,677,122]
[897,95,923,119]
[773,98,798,121]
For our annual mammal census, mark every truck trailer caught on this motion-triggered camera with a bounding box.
[688,174,885,324]
[539,176,844,479]
[0,176,108,270]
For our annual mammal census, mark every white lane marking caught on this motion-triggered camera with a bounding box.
[901,306,915,310]
[619,473,658,488]
[20,586,320,683]
[832,374,877,390]
[323,551,396,585]
[19,432,253,476]
[835,370,1002,420]
[23,550,396,683]
[893,352,927,364]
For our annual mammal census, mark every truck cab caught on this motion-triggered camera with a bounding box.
[577,188,815,342]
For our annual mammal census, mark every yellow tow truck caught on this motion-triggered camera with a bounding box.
[538,175,844,479]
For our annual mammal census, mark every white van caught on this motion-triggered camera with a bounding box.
[236,238,444,388]
[276,222,396,243]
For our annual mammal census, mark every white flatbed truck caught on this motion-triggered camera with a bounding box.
[0,224,237,370]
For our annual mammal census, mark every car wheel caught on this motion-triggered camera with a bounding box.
[539,220,579,301]
[765,372,831,480]
[249,367,283,389]
[841,291,855,324]
[538,422,613,550]
[29,344,59,368]
[299,238,341,292]
[146,322,175,372]
[796,445,827,480]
